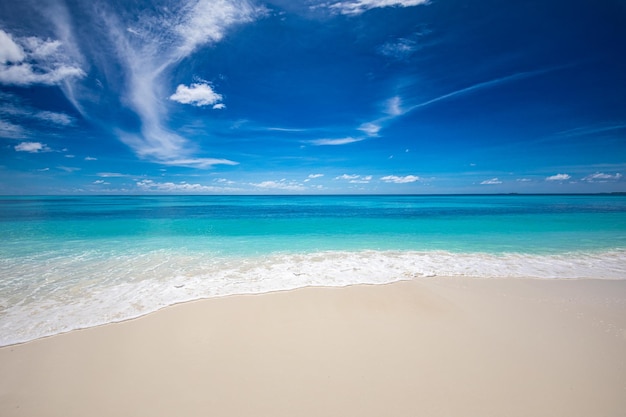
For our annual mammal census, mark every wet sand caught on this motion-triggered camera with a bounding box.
[1,277,625,417]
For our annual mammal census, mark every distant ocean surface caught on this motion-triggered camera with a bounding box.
[1,194,625,346]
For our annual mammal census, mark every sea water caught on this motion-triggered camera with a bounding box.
[1,194,625,345]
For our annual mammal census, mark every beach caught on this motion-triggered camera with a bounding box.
[1,277,625,417]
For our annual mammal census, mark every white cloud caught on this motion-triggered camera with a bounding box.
[353,95,407,141]
[170,82,223,107]
[381,175,420,183]
[137,179,235,193]
[582,172,623,182]
[0,29,25,63]
[251,180,305,191]
[358,122,381,136]
[351,175,372,184]
[161,157,238,169]
[480,178,502,185]
[173,0,265,57]
[85,156,97,161]
[0,95,75,135]
[310,137,364,146]
[0,29,84,86]
[14,141,50,153]
[0,119,26,138]
[97,172,129,178]
[212,103,226,110]
[327,0,429,15]
[215,178,235,185]
[58,166,80,173]
[35,111,73,126]
[385,96,403,116]
[308,174,324,179]
[93,180,109,185]
[336,174,360,180]
[546,173,571,181]
[95,0,264,167]
[516,178,532,182]
[379,38,418,60]
[267,127,306,132]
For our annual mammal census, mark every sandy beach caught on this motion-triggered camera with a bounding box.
[1,277,625,416]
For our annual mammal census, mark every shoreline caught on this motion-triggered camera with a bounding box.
[1,277,626,416]
[3,249,625,347]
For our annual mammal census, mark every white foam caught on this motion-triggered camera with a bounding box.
[1,249,625,346]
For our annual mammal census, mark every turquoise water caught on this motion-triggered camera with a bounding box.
[3,195,626,254]
[1,194,625,345]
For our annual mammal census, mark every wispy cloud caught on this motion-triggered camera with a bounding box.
[358,68,559,141]
[546,173,571,181]
[354,96,404,140]
[14,141,51,153]
[251,179,306,191]
[310,137,364,146]
[136,179,238,193]
[555,123,626,138]
[378,38,419,60]
[325,0,429,16]
[582,172,622,182]
[407,69,554,112]
[67,0,264,168]
[57,166,80,173]
[1,104,74,126]
[0,119,26,139]
[304,174,324,182]
[0,93,75,138]
[267,127,307,132]
[378,28,431,61]
[335,174,360,180]
[358,122,381,136]
[480,177,502,185]
[350,175,372,184]
[0,28,84,86]
[97,172,130,178]
[160,157,238,169]
[381,175,420,183]
[35,111,74,126]
[333,174,372,183]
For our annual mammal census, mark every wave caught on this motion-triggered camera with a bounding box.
[1,249,625,346]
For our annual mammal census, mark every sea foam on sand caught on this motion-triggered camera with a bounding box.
[1,249,625,346]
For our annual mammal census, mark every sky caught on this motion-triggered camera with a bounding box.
[0,0,625,194]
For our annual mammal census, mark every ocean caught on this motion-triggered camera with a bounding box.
[1,194,625,346]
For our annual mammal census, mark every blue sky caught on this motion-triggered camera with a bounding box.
[0,0,625,194]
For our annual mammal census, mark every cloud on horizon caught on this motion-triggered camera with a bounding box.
[381,175,420,183]
[480,178,502,185]
[136,179,239,193]
[546,173,571,181]
[582,172,622,182]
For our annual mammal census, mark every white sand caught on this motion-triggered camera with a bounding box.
[1,277,625,416]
